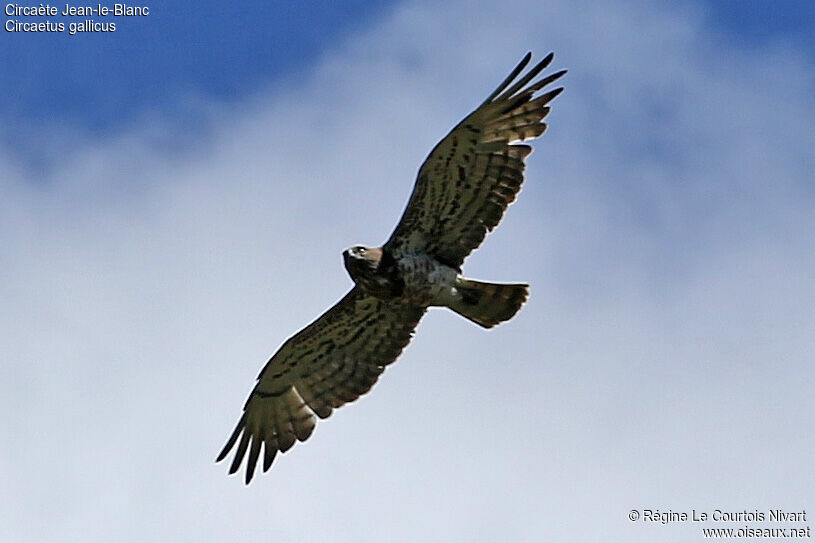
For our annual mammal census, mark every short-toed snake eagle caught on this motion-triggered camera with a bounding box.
[218,52,566,483]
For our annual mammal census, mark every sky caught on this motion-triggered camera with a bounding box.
[2,1,814,541]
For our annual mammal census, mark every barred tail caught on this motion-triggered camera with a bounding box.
[449,278,529,328]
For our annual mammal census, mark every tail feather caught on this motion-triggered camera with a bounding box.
[449,278,529,328]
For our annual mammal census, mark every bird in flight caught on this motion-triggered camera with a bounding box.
[218,52,566,483]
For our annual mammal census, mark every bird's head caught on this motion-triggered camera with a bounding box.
[343,245,382,282]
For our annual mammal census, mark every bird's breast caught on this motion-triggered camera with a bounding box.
[396,253,458,306]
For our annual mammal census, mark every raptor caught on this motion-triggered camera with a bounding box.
[218,52,566,483]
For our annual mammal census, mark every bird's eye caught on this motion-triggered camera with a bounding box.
[358,247,366,254]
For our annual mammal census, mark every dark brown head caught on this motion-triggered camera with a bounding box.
[342,246,383,285]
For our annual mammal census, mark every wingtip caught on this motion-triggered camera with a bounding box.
[215,440,234,463]
[228,433,250,475]
[217,412,247,463]
[263,446,277,472]
[517,51,533,72]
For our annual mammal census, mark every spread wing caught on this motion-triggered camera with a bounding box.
[217,287,425,484]
[385,52,566,268]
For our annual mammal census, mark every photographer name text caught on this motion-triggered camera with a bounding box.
[635,508,806,524]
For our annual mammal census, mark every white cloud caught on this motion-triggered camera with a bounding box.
[2,0,813,541]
